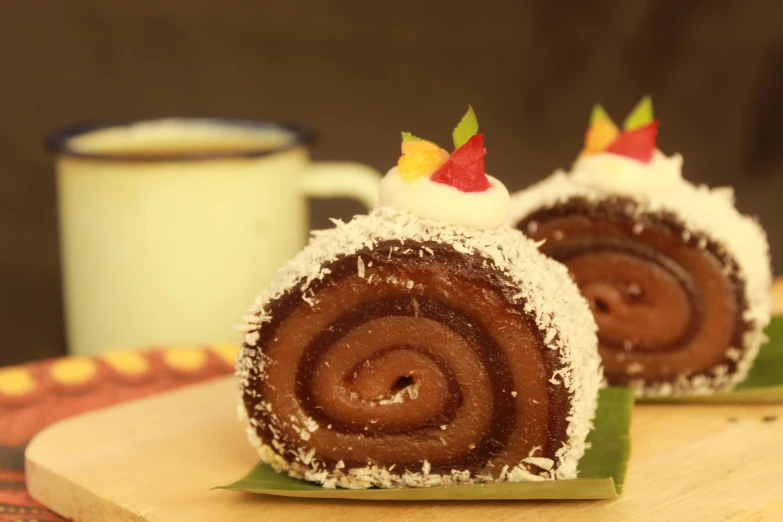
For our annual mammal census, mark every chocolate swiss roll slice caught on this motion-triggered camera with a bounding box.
[508,98,772,397]
[237,109,601,488]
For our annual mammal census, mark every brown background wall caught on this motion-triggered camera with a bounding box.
[1,1,782,365]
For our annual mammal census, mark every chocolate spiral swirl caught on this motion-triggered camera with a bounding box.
[519,197,749,388]
[240,241,573,480]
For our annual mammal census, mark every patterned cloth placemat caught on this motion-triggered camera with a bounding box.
[0,344,239,522]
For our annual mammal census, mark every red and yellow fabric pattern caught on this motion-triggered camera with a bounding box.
[0,344,239,522]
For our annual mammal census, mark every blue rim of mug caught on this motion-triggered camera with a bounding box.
[45,117,315,162]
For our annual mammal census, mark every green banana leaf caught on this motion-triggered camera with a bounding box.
[642,316,783,403]
[216,387,633,500]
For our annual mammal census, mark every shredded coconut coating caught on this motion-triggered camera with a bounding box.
[508,170,772,396]
[236,207,601,488]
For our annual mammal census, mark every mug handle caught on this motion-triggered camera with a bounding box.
[301,161,382,209]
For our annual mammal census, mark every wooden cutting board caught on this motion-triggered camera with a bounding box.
[25,376,783,521]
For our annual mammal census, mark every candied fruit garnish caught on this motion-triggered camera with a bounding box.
[397,140,450,183]
[430,134,490,192]
[623,95,654,130]
[604,120,659,163]
[583,118,619,156]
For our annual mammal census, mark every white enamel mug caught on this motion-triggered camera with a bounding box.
[48,118,381,356]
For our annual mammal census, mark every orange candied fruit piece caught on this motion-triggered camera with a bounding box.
[397,140,450,182]
[582,118,619,156]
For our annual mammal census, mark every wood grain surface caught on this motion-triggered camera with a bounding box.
[25,376,783,521]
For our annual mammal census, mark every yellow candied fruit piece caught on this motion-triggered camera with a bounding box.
[397,140,450,183]
[582,118,619,156]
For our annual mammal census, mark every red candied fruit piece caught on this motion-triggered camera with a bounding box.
[604,120,659,163]
[430,133,490,192]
